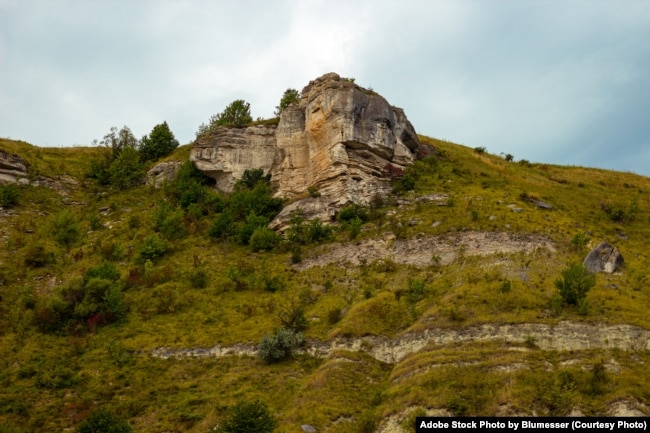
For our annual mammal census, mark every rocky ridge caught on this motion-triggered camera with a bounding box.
[150,321,650,363]
[191,73,421,228]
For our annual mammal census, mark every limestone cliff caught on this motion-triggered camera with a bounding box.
[190,73,421,227]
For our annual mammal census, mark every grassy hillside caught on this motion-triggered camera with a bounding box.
[1,137,649,432]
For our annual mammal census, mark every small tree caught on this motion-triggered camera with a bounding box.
[140,121,179,162]
[218,400,277,433]
[51,209,80,248]
[101,126,139,159]
[77,407,132,433]
[197,99,253,135]
[554,263,595,306]
[108,146,144,189]
[258,328,304,364]
[274,88,300,117]
[0,183,20,208]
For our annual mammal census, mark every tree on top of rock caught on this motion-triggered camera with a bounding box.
[197,99,253,136]
[274,88,300,117]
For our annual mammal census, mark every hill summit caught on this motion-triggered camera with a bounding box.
[191,72,421,227]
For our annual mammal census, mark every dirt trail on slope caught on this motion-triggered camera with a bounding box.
[293,231,556,269]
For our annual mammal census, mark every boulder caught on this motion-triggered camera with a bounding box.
[146,161,183,188]
[191,72,425,227]
[583,241,624,274]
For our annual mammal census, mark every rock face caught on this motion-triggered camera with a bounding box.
[0,149,30,184]
[583,241,624,274]
[192,125,279,192]
[190,73,421,226]
[146,161,184,188]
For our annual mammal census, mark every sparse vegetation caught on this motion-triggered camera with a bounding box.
[2,133,650,431]
[554,263,596,307]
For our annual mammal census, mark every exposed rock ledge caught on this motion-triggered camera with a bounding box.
[151,321,650,364]
[0,149,30,184]
[294,231,556,269]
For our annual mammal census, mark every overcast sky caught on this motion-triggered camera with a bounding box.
[2,0,649,175]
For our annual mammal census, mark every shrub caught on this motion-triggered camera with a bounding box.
[571,232,590,251]
[197,99,253,135]
[258,328,304,364]
[108,146,144,189]
[237,212,270,245]
[236,168,271,191]
[277,297,308,332]
[51,209,80,248]
[286,211,333,245]
[250,227,281,252]
[0,183,19,208]
[337,203,369,223]
[474,146,487,154]
[153,203,186,240]
[209,211,235,240]
[307,185,320,198]
[217,400,277,433]
[76,407,132,433]
[554,263,595,306]
[136,234,167,263]
[274,88,300,117]
[23,244,55,268]
[188,268,209,289]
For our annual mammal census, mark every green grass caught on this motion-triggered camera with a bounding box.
[1,136,650,431]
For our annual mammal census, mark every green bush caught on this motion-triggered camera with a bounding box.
[554,263,595,306]
[274,88,300,116]
[209,211,235,240]
[0,183,20,208]
[236,168,271,191]
[286,211,333,245]
[197,99,253,135]
[108,146,144,189]
[337,203,369,223]
[77,407,132,433]
[84,261,120,284]
[237,212,270,245]
[51,209,80,248]
[216,400,277,433]
[250,227,282,252]
[136,234,167,263]
[258,328,304,364]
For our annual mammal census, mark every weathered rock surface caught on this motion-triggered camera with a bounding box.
[583,241,624,274]
[146,160,183,188]
[151,321,650,364]
[190,72,422,226]
[293,231,556,269]
[0,149,30,184]
[0,149,78,193]
[192,125,279,192]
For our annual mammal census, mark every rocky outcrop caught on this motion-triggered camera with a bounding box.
[190,73,422,226]
[584,241,624,274]
[192,125,279,192]
[151,321,650,363]
[0,149,30,184]
[146,160,183,188]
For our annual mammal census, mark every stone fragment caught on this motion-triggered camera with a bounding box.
[583,241,624,274]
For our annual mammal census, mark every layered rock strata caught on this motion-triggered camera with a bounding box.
[191,73,421,226]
